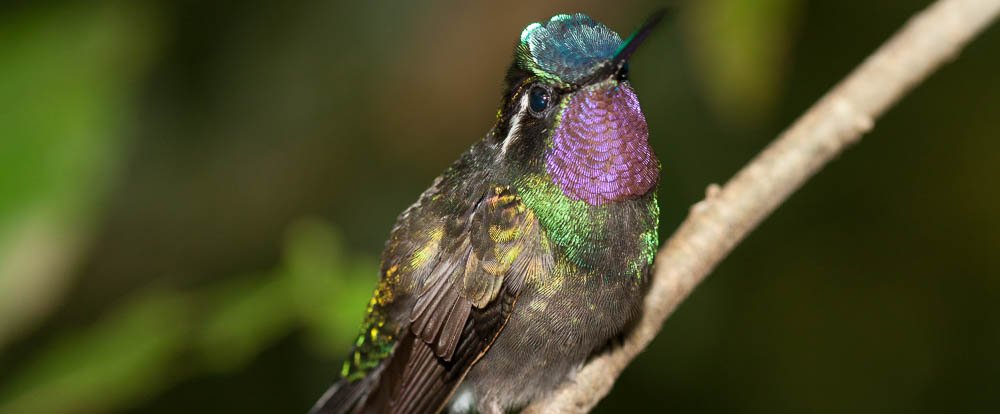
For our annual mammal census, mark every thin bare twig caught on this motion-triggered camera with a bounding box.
[524,0,1000,412]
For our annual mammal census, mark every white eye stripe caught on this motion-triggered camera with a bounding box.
[499,91,531,157]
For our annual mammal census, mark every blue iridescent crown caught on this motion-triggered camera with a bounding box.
[519,14,623,83]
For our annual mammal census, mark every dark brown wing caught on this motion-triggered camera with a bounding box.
[374,186,550,414]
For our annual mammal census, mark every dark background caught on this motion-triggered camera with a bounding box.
[1,1,998,413]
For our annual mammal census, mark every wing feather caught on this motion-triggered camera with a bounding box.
[382,186,547,413]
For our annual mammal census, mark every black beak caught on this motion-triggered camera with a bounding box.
[587,9,667,83]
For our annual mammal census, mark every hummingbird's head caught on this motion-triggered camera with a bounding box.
[493,12,665,206]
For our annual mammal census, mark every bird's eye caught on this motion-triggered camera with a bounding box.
[528,86,550,115]
[618,63,630,81]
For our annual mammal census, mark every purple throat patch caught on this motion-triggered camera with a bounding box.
[546,84,659,205]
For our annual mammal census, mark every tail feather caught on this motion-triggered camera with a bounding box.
[310,338,401,414]
[310,376,375,414]
[310,331,470,414]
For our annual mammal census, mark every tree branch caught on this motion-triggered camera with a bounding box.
[523,0,1000,412]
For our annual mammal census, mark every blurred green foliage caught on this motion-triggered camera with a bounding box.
[0,291,190,413]
[0,218,372,414]
[686,0,801,123]
[0,2,158,348]
[0,1,998,414]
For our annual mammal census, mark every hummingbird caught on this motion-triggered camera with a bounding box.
[311,11,664,414]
